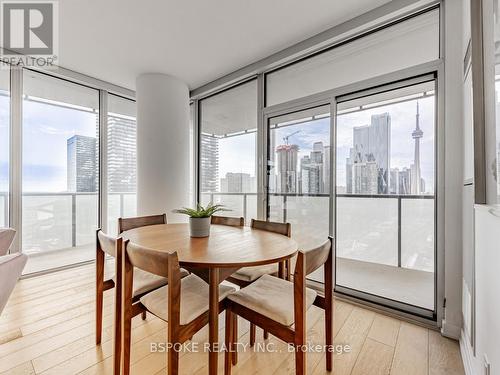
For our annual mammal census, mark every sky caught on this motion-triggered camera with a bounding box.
[217,95,435,194]
[0,96,98,192]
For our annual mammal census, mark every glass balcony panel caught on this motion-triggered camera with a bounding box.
[401,198,435,272]
[76,194,98,246]
[245,194,258,224]
[336,197,398,266]
[107,193,121,235]
[123,193,137,217]
[22,195,73,254]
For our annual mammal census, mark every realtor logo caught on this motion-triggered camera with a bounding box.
[1,0,58,66]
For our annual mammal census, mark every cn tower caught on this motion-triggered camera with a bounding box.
[412,101,423,194]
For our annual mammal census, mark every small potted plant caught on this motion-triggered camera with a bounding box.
[173,203,230,237]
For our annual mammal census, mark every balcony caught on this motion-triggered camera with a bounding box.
[203,192,435,310]
[0,191,136,274]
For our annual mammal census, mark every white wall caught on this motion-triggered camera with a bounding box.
[442,0,465,339]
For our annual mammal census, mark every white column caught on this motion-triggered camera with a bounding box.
[136,73,190,222]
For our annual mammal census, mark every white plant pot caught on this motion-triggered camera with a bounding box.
[189,217,211,237]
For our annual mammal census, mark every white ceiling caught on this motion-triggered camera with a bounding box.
[58,0,391,91]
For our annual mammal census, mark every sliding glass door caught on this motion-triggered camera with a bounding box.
[22,71,100,274]
[335,77,437,317]
[267,105,331,281]
[263,76,437,317]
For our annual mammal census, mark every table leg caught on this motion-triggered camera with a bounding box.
[208,267,219,375]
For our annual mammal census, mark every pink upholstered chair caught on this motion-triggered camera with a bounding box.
[0,228,16,256]
[0,228,28,315]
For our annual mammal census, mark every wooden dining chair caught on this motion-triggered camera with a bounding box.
[118,213,167,234]
[224,237,334,375]
[95,230,182,347]
[211,215,245,227]
[119,240,236,375]
[226,218,291,347]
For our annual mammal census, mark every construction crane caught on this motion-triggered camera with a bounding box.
[283,130,301,145]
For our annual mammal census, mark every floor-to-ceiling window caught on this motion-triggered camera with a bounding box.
[335,78,436,314]
[0,64,9,229]
[199,79,258,223]
[22,71,100,274]
[107,94,137,235]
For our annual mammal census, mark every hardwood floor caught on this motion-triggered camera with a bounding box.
[0,263,465,375]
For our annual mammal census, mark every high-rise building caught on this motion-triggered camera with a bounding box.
[220,172,254,193]
[323,145,331,193]
[390,168,400,194]
[107,115,136,193]
[201,134,219,192]
[399,168,412,195]
[276,144,299,193]
[67,135,97,192]
[348,113,391,194]
[301,163,322,194]
[351,152,378,194]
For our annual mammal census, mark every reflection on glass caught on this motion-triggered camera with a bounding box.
[336,80,436,311]
[199,80,258,224]
[0,64,9,228]
[107,95,137,235]
[22,71,99,274]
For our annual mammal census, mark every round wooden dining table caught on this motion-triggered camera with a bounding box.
[122,223,298,374]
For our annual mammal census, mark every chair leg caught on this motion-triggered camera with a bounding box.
[224,310,233,375]
[112,288,122,375]
[141,311,147,320]
[325,305,333,371]
[249,323,256,347]
[295,346,306,375]
[232,314,238,365]
[95,288,103,345]
[263,330,269,340]
[167,343,180,375]
[121,312,132,375]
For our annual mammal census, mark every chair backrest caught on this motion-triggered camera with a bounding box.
[211,215,244,227]
[303,237,333,276]
[250,219,291,237]
[0,228,16,256]
[118,214,167,234]
[96,230,116,257]
[293,237,334,322]
[123,240,173,278]
[122,240,183,327]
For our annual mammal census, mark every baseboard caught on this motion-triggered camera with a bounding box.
[441,319,461,339]
[460,329,476,375]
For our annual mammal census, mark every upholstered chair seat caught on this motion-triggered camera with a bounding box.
[227,274,316,326]
[140,274,235,324]
[229,264,279,282]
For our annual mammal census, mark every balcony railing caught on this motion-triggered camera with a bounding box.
[0,191,136,254]
[0,191,434,273]
[202,192,435,272]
